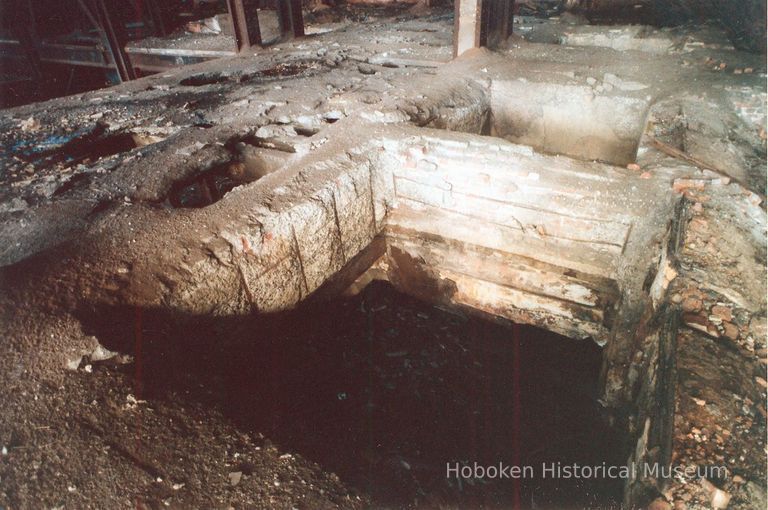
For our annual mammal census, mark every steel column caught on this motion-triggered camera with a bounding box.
[94,0,136,81]
[78,0,136,82]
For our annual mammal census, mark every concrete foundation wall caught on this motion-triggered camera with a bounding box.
[490,80,651,165]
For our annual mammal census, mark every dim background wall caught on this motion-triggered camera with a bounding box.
[564,0,766,53]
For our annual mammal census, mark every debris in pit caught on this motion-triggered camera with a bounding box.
[0,197,29,213]
[125,394,147,409]
[228,471,243,486]
[167,171,232,208]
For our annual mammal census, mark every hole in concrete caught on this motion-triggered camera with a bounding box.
[179,72,231,87]
[69,131,166,166]
[488,81,649,165]
[293,125,321,137]
[79,282,625,508]
[13,126,167,169]
[415,77,650,166]
[240,61,324,82]
[179,62,321,88]
[166,142,288,208]
[166,162,243,208]
[52,173,91,197]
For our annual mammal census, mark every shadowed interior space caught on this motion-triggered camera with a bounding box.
[78,282,624,509]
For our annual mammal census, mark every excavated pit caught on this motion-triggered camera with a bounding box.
[0,76,687,508]
[166,164,244,208]
[413,71,650,166]
[488,80,649,165]
[76,281,625,509]
[0,107,679,506]
[0,12,765,508]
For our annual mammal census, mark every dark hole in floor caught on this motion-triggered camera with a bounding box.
[179,62,321,88]
[165,161,252,208]
[80,281,625,509]
[66,131,166,168]
[13,125,165,171]
[166,170,237,208]
[293,125,321,137]
[166,138,291,208]
[179,72,231,87]
[246,61,322,79]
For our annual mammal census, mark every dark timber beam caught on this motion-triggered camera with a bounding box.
[144,0,169,37]
[277,0,305,39]
[12,0,42,87]
[495,0,515,45]
[227,0,262,52]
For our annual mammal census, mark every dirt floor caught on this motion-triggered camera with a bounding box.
[1,281,627,509]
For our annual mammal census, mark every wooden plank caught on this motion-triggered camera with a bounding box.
[389,234,615,307]
[486,0,513,47]
[93,0,137,81]
[387,203,620,278]
[386,239,610,341]
[439,268,608,338]
[453,0,514,55]
[396,157,640,222]
[394,177,631,248]
[288,0,305,37]
[227,0,262,51]
[307,236,387,302]
[413,136,638,187]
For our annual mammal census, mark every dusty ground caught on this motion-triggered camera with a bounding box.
[1,281,628,509]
